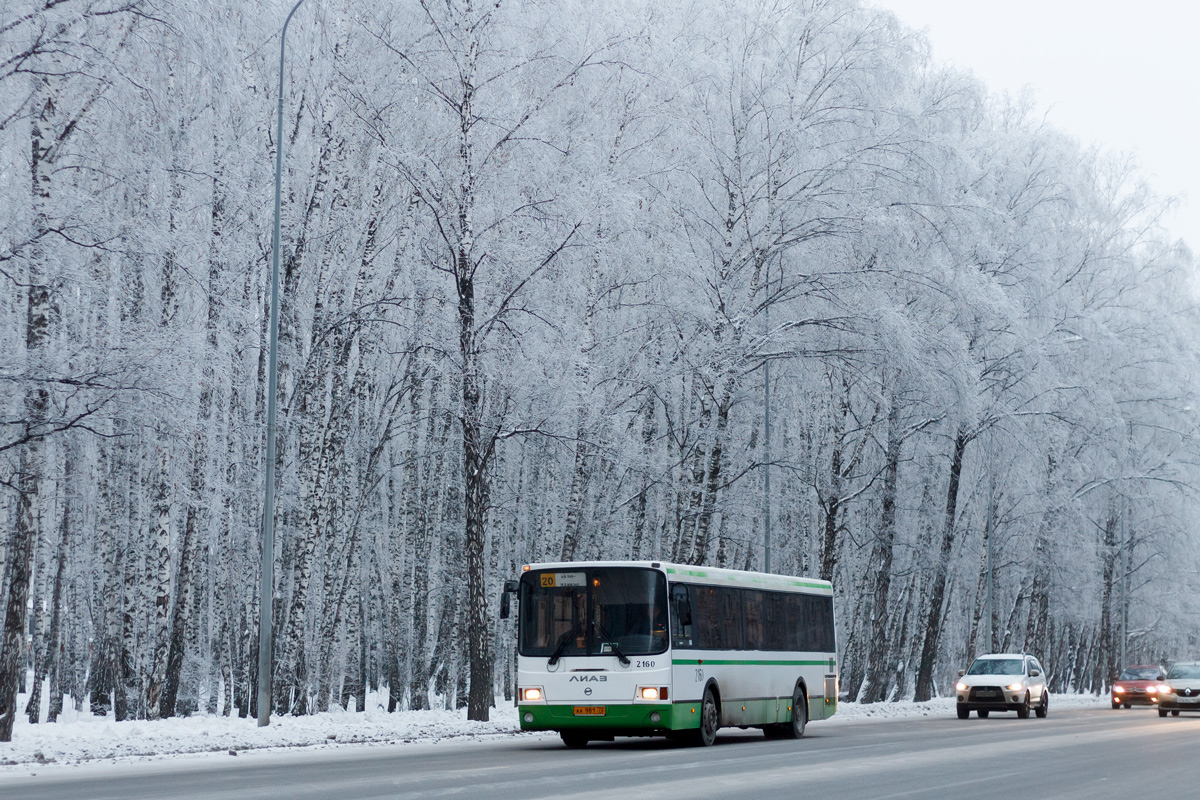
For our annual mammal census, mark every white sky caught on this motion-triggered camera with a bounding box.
[874,0,1200,252]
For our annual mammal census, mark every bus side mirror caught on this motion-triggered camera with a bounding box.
[499,580,518,620]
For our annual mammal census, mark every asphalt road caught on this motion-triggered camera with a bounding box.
[4,706,1195,800]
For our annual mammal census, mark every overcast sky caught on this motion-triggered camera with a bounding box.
[874,0,1199,252]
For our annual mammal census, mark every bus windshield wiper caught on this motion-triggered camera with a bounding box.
[592,620,631,667]
[548,619,583,667]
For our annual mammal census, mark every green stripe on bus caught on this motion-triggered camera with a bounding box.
[672,658,831,666]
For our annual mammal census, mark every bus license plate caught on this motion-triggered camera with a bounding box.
[573,706,605,716]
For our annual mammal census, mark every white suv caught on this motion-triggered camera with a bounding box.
[955,653,1049,719]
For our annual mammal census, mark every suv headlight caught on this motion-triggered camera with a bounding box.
[1006,682,1024,692]
[955,681,967,692]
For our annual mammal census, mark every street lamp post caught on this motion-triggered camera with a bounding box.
[258,0,306,728]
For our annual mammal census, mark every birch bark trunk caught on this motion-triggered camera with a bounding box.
[913,427,969,702]
[0,78,56,742]
[861,393,902,703]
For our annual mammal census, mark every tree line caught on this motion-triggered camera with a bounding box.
[2,0,1197,740]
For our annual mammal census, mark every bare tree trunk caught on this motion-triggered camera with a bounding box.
[862,394,901,703]
[0,447,41,740]
[461,322,494,720]
[26,455,70,724]
[145,438,172,718]
[1098,504,1118,690]
[913,427,969,702]
[689,393,731,564]
[1,82,56,741]
[818,381,849,583]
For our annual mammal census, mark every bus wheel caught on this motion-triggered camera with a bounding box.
[781,686,807,739]
[560,732,588,748]
[692,686,720,747]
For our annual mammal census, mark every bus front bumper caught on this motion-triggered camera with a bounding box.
[518,702,696,733]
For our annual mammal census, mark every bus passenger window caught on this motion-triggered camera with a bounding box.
[691,586,722,649]
[670,584,694,647]
[744,590,765,650]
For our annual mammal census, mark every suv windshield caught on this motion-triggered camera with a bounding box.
[1120,667,1161,680]
[967,658,1024,676]
[1168,663,1200,680]
[519,567,668,659]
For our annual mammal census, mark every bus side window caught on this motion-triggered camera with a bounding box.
[691,586,721,649]
[670,584,694,647]
[784,593,805,651]
[743,590,765,651]
[717,588,745,650]
[763,592,785,651]
[804,594,835,651]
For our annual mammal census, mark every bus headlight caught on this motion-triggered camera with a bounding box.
[521,687,543,701]
[640,687,659,700]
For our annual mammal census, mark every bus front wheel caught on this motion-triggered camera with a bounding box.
[692,686,720,747]
[560,732,588,748]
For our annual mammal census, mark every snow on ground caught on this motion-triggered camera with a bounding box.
[0,691,1112,769]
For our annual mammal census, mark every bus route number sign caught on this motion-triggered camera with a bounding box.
[541,572,585,588]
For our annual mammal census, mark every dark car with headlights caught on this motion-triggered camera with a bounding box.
[1111,665,1166,709]
[1159,662,1200,717]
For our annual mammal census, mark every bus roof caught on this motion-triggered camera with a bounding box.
[520,560,833,595]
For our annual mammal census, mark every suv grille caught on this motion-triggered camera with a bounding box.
[968,686,1005,702]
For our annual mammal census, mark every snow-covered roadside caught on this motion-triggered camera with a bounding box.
[826,692,1111,721]
[0,692,1112,768]
[0,701,528,768]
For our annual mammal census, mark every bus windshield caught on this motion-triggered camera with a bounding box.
[519,567,668,658]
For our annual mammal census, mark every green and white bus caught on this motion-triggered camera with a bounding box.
[499,560,837,747]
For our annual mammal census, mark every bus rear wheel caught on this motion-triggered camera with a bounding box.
[691,687,720,747]
[560,732,589,749]
[781,686,807,739]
